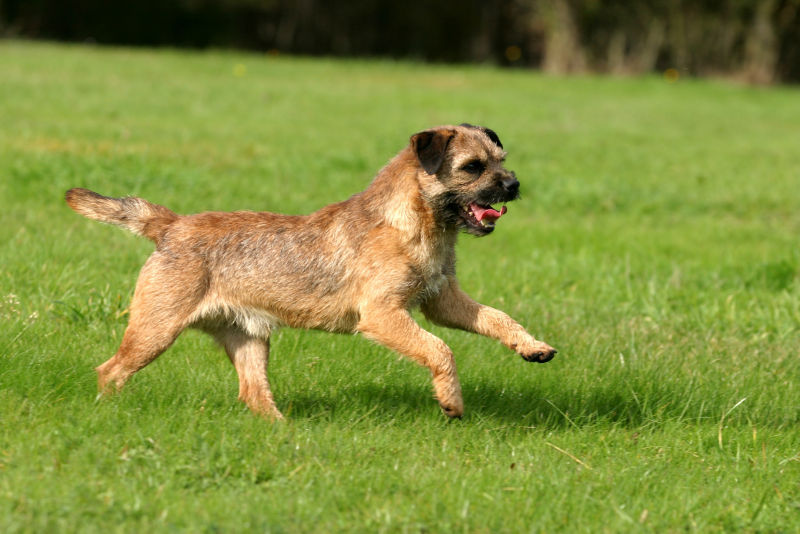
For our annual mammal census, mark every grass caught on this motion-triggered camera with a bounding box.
[1,40,799,532]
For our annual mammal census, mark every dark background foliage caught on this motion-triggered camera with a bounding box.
[2,0,799,83]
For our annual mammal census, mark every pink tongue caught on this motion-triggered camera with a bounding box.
[471,203,507,222]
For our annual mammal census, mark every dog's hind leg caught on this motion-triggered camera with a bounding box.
[213,328,283,420]
[357,308,463,418]
[96,253,204,395]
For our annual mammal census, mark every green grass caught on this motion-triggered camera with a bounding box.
[1,40,799,532]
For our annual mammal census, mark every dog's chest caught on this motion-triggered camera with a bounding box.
[406,233,453,300]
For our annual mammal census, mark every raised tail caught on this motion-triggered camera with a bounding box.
[65,188,179,245]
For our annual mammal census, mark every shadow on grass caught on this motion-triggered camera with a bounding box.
[279,377,693,429]
[277,360,799,429]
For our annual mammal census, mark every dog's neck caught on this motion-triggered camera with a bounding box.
[364,148,449,235]
[361,148,457,275]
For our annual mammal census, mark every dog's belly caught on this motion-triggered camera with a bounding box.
[190,291,360,337]
[194,305,284,338]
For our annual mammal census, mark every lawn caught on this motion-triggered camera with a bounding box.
[1,40,799,532]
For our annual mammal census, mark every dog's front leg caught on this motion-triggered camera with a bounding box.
[357,308,463,418]
[421,277,557,363]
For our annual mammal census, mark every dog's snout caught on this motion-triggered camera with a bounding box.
[501,176,520,195]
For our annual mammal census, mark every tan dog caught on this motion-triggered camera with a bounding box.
[65,124,556,420]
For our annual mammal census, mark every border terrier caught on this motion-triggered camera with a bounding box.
[65,124,556,419]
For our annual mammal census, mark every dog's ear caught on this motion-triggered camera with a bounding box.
[459,123,503,150]
[481,127,503,149]
[410,128,456,175]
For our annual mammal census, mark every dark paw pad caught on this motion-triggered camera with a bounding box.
[439,403,463,419]
[521,349,557,363]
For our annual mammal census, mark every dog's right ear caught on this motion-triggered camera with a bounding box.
[410,128,456,175]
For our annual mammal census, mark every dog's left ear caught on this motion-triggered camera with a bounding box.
[411,128,456,175]
[460,123,503,150]
[481,127,503,150]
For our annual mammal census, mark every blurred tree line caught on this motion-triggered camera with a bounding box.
[2,0,799,83]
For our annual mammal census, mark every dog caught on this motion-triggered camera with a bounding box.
[65,124,556,420]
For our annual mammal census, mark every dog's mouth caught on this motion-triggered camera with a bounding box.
[460,202,507,234]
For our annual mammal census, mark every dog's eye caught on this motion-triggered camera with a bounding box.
[461,161,485,174]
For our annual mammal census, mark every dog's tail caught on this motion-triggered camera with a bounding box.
[65,188,179,245]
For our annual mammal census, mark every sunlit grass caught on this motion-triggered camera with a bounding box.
[1,41,799,532]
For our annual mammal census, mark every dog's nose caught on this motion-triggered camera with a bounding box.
[501,177,520,195]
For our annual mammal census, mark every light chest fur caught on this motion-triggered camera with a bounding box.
[373,164,457,306]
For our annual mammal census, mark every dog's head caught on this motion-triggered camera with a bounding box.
[410,124,519,236]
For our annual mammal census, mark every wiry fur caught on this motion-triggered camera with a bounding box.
[65,188,178,244]
[66,125,556,420]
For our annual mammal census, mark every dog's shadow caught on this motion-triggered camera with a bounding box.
[280,378,661,428]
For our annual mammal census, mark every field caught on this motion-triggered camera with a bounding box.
[1,41,799,532]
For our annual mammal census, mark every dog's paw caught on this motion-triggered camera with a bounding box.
[518,341,557,363]
[439,401,464,419]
